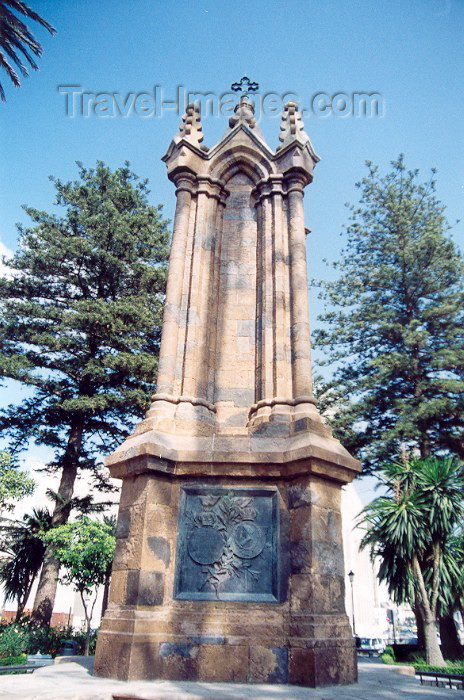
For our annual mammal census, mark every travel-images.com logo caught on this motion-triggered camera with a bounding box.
[58,80,385,120]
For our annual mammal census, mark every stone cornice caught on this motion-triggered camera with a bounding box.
[105,426,361,483]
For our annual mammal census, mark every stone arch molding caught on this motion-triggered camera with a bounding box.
[209,142,276,187]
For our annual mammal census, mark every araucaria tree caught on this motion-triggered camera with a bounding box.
[0,161,169,625]
[360,455,464,666]
[314,156,464,473]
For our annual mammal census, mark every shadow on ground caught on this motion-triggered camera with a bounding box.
[0,658,462,699]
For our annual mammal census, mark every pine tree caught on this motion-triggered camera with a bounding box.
[0,161,169,624]
[314,156,464,474]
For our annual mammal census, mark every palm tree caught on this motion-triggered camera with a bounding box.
[0,507,52,620]
[437,530,464,660]
[359,455,464,666]
[0,0,55,101]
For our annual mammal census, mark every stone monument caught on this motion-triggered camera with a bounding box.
[94,80,361,686]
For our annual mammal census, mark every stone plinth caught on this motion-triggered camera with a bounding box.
[94,466,356,685]
[94,98,360,686]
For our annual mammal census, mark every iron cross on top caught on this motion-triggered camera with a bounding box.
[231,76,259,96]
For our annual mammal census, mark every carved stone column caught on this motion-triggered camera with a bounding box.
[286,173,315,413]
[206,191,227,406]
[255,185,274,413]
[155,175,195,397]
[271,176,291,401]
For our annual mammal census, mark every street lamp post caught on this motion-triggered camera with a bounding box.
[348,570,356,637]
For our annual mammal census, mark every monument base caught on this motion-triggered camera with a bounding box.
[95,615,356,685]
[94,443,358,687]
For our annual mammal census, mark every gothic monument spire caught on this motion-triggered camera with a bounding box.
[95,82,360,687]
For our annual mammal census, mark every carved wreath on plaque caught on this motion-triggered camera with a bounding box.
[174,487,279,602]
[185,492,266,596]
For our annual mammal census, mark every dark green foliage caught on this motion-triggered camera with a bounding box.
[314,156,464,474]
[380,644,396,664]
[360,456,464,604]
[22,622,61,655]
[0,161,169,493]
[0,1,56,100]
[381,654,464,673]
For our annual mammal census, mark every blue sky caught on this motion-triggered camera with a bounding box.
[1,0,462,262]
[0,0,463,489]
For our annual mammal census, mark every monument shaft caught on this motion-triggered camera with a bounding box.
[94,98,360,686]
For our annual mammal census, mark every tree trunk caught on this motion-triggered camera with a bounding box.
[81,589,98,656]
[412,601,425,650]
[413,556,445,667]
[423,616,445,666]
[418,429,431,459]
[439,613,462,661]
[84,610,91,656]
[15,599,26,622]
[31,423,83,627]
[30,548,60,627]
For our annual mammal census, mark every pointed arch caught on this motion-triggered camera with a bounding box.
[209,143,275,186]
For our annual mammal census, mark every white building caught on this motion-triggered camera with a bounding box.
[342,481,392,641]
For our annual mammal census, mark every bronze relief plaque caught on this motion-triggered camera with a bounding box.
[174,487,279,602]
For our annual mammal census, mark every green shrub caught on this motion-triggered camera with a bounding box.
[381,653,395,665]
[25,625,71,656]
[0,620,100,658]
[384,645,395,660]
[71,629,98,656]
[0,625,28,658]
[414,661,464,674]
[0,655,26,666]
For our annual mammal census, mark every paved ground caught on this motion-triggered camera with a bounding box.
[0,658,463,700]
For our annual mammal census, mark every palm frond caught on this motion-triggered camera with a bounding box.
[0,0,55,100]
